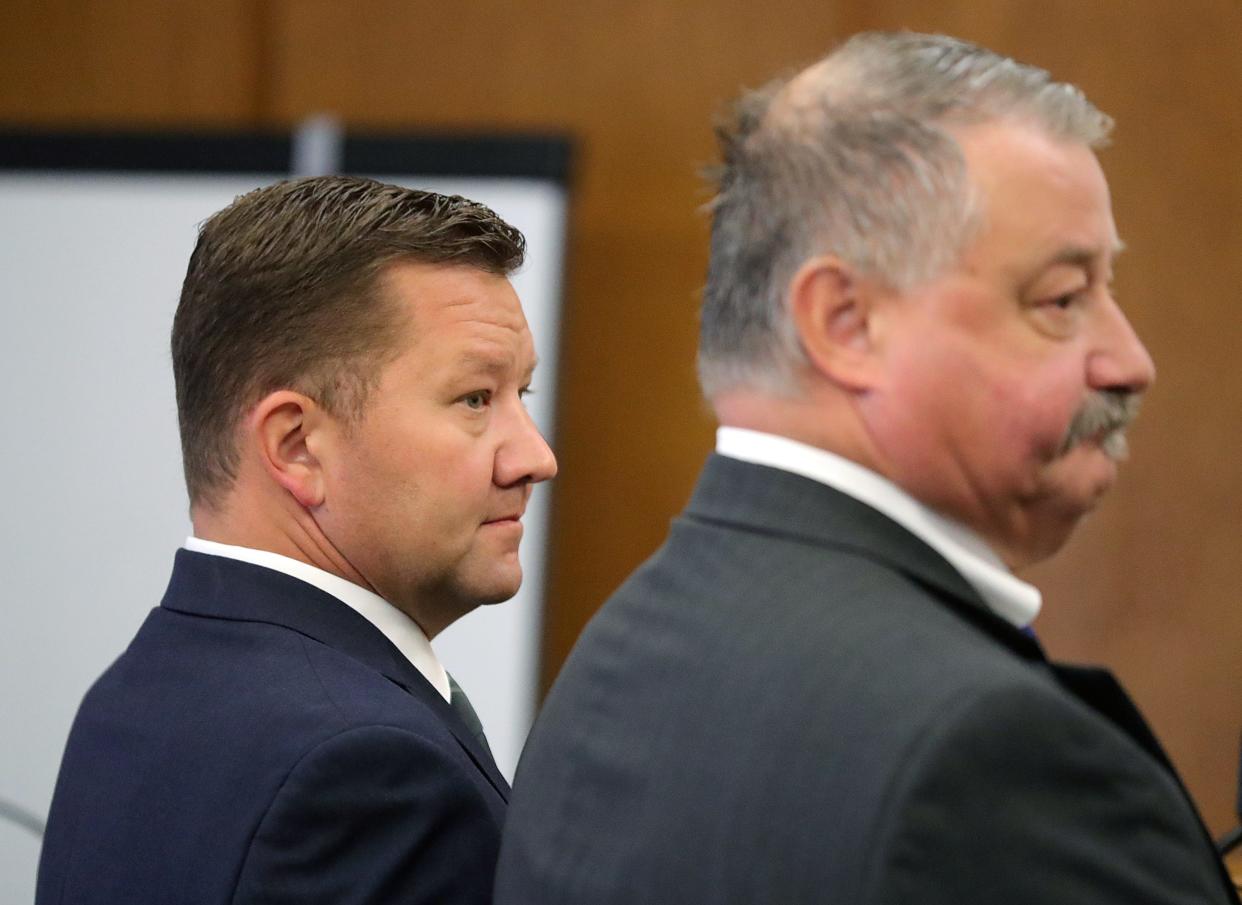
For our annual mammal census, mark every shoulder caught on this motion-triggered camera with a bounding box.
[98,604,496,814]
[126,604,444,735]
[591,503,1014,696]
[47,603,504,904]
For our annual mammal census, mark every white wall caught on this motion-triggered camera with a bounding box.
[0,171,566,902]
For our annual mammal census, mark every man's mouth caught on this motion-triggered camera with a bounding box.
[1093,428,1130,462]
[483,512,524,525]
[1058,390,1141,462]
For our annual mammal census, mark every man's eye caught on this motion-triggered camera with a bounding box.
[1040,291,1080,312]
[462,391,490,411]
[519,386,535,400]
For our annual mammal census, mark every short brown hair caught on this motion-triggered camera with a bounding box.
[172,175,525,510]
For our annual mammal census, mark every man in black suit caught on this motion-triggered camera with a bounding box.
[495,32,1238,904]
[37,176,557,904]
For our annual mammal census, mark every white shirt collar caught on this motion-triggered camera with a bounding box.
[715,427,1041,628]
[183,536,451,701]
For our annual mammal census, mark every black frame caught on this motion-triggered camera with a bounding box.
[0,127,572,181]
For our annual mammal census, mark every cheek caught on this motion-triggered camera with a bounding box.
[887,351,1079,479]
[882,343,981,439]
[333,427,436,522]
[340,418,499,527]
[427,442,499,511]
[998,365,1085,460]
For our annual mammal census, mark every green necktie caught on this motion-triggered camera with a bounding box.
[447,673,494,759]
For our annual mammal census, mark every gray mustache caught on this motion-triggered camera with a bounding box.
[1058,391,1142,461]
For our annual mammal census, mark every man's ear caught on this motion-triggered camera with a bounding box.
[247,390,329,509]
[788,256,884,391]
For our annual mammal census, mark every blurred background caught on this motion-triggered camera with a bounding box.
[1,0,1239,859]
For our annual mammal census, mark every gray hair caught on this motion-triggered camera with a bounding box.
[698,31,1113,398]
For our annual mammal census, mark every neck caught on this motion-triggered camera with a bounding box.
[191,488,375,597]
[711,386,884,475]
[190,487,467,640]
[712,389,1045,574]
[409,594,479,641]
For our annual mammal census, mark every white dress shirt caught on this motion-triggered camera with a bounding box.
[716,427,1041,628]
[183,536,452,701]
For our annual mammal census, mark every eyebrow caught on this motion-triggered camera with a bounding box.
[1041,238,1126,272]
[456,352,539,379]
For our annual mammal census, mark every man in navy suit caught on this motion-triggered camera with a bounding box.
[37,176,557,904]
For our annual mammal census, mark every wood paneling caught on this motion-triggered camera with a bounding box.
[4,0,1239,834]
[0,0,260,125]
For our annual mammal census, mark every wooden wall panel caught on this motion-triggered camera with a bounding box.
[0,0,260,125]
[3,0,1239,834]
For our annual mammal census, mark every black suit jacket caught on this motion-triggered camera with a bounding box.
[495,455,1237,904]
[37,549,509,904]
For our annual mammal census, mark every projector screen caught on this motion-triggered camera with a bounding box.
[0,131,569,902]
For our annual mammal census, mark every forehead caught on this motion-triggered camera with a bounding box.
[381,260,533,355]
[953,120,1119,275]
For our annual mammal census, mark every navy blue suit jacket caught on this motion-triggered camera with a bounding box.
[37,549,509,904]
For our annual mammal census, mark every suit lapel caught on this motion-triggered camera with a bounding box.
[381,668,511,802]
[160,549,510,801]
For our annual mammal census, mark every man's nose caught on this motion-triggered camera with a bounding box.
[495,404,558,487]
[1088,299,1156,395]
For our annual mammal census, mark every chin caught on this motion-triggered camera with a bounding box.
[1019,528,1076,569]
[1060,442,1121,490]
[1026,453,1116,534]
[1014,495,1099,568]
[467,568,525,607]
[474,588,521,607]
